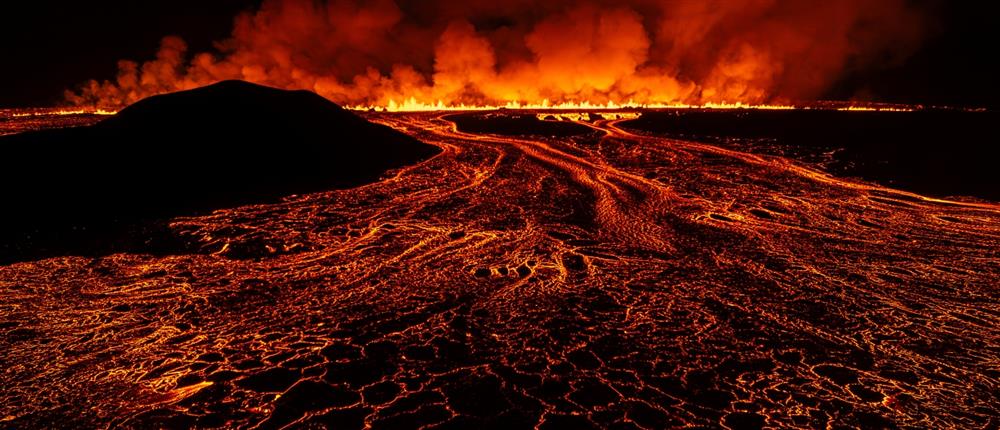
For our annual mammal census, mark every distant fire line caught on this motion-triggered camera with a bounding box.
[348,99,800,112]
[11,109,118,118]
[345,99,927,113]
[10,102,948,117]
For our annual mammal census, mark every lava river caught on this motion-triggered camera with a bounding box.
[1,112,998,429]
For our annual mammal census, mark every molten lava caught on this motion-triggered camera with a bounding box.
[0,108,997,429]
[9,108,117,118]
[2,0,994,427]
[354,99,801,113]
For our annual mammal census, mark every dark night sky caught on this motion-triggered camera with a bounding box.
[826,1,998,108]
[0,0,263,107]
[0,1,995,108]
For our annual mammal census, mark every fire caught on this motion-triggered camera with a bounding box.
[352,99,800,113]
[64,0,932,111]
[536,112,642,122]
[836,106,915,112]
[11,108,117,118]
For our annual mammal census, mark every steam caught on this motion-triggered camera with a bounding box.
[66,0,929,108]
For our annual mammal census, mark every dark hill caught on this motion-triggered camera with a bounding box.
[0,80,440,263]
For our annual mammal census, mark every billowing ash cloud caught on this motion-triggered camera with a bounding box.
[67,0,929,108]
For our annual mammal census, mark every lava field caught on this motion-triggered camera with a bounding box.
[1,109,998,429]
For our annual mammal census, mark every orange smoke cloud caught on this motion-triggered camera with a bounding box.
[66,0,930,109]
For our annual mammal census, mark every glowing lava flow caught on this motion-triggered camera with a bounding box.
[349,99,801,112]
[10,108,118,117]
[0,111,997,429]
[344,99,941,113]
[835,106,916,112]
[0,108,117,137]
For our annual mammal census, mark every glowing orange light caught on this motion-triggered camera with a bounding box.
[12,108,117,118]
[349,99,800,112]
[836,106,915,112]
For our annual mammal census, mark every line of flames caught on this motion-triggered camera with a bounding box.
[834,106,915,112]
[346,98,927,113]
[8,103,935,117]
[11,109,119,117]
[347,98,803,112]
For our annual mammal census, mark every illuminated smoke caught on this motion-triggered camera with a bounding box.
[66,0,929,109]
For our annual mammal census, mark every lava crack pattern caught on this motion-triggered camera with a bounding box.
[1,112,999,429]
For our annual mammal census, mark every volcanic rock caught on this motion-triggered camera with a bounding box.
[445,112,593,137]
[619,109,1000,201]
[0,80,440,263]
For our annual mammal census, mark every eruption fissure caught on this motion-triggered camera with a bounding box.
[66,0,929,110]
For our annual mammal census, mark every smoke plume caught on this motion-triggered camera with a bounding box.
[67,0,930,108]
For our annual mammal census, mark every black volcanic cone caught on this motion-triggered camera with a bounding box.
[0,80,440,263]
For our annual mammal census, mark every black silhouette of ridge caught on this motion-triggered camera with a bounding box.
[0,80,440,263]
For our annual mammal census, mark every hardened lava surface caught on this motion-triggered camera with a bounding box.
[2,111,999,429]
